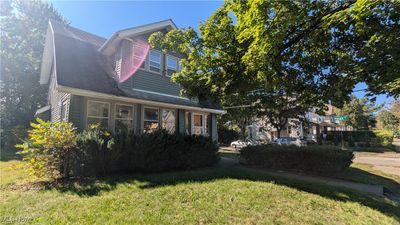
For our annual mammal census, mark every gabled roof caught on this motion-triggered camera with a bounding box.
[98,19,177,55]
[39,20,223,112]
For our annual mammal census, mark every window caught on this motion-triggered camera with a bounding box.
[132,42,147,69]
[87,101,110,129]
[115,104,134,133]
[192,114,203,135]
[143,107,159,133]
[60,100,68,121]
[149,50,161,73]
[162,109,175,133]
[166,55,178,76]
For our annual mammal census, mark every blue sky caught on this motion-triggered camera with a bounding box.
[50,0,394,107]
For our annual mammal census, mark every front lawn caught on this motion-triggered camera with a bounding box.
[1,158,399,224]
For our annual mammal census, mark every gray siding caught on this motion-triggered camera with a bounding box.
[125,69,181,96]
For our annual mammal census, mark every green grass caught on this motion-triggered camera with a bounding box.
[1,153,399,224]
[340,163,400,196]
[219,151,240,159]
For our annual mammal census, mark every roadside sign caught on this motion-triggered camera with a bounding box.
[334,115,349,121]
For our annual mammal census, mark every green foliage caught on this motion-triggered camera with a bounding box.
[73,124,116,177]
[127,130,219,172]
[72,129,219,176]
[0,0,67,151]
[338,95,382,130]
[150,0,400,137]
[373,129,394,147]
[241,145,354,175]
[16,118,76,179]
[377,100,400,134]
[217,125,240,144]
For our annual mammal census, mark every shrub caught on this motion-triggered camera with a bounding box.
[16,119,77,179]
[126,130,219,172]
[218,126,239,144]
[240,145,354,175]
[72,124,118,177]
[373,129,394,147]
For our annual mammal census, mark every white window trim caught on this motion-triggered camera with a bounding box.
[115,103,134,130]
[60,100,68,122]
[191,113,204,135]
[142,106,160,132]
[87,100,110,129]
[149,49,162,74]
[166,55,179,77]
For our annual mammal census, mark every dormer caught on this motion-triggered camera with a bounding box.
[99,20,182,83]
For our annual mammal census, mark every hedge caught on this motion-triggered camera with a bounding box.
[19,121,220,179]
[72,128,220,177]
[240,145,354,175]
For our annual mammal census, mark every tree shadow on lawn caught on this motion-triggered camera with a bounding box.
[0,148,22,162]
[47,165,400,220]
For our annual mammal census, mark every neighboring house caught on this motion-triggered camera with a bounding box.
[36,19,224,141]
[247,104,352,142]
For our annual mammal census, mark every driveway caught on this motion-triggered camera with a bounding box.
[353,152,400,176]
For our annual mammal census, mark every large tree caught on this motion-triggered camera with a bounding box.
[0,0,66,149]
[150,0,399,137]
[339,95,382,130]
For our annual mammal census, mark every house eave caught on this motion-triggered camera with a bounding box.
[57,85,226,114]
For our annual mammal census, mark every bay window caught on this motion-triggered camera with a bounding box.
[87,101,110,129]
[149,50,161,73]
[115,104,134,133]
[143,107,159,133]
[162,109,175,133]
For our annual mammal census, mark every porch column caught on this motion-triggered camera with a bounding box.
[211,113,218,142]
[177,109,186,135]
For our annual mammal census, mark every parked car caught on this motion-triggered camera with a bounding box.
[230,139,258,149]
[274,137,307,147]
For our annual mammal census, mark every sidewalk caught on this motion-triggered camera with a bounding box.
[220,156,384,197]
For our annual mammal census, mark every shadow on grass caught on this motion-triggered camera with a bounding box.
[338,166,400,196]
[0,148,22,162]
[43,164,400,220]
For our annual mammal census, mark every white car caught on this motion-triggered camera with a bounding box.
[230,140,251,149]
[274,137,306,147]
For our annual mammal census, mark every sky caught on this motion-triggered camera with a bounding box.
[50,0,395,108]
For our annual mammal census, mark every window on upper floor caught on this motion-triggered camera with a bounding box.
[133,43,146,69]
[149,50,161,73]
[166,55,178,77]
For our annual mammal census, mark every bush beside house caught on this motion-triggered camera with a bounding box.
[17,120,219,179]
[240,145,354,175]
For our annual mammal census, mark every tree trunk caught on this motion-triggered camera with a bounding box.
[277,127,281,138]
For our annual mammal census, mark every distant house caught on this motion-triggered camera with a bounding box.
[37,19,224,141]
[247,104,352,142]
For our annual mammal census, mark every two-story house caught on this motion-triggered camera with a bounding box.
[36,19,224,141]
